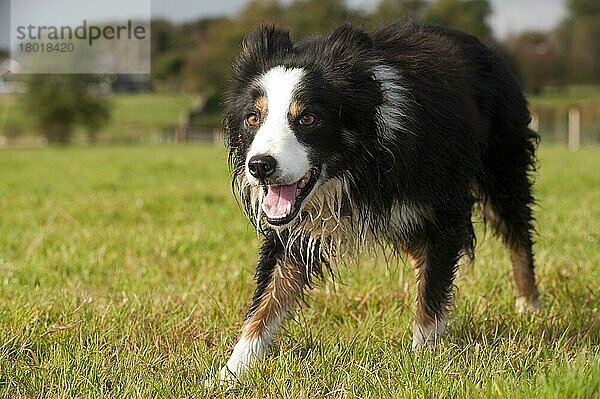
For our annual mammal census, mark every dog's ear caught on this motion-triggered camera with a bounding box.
[324,24,372,66]
[234,25,293,77]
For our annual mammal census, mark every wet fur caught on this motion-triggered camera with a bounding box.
[222,22,539,380]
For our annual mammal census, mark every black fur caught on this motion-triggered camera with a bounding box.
[245,230,328,322]
[226,22,538,342]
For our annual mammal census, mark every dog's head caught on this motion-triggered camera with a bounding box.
[226,24,383,228]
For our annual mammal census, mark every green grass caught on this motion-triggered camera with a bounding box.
[527,85,600,106]
[0,93,195,141]
[108,93,195,132]
[0,145,598,398]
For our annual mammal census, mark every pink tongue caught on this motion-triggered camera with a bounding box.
[263,183,298,218]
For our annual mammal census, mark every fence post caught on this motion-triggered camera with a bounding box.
[568,106,580,151]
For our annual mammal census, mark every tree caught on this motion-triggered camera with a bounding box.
[563,0,600,84]
[370,0,427,26]
[284,0,359,39]
[423,0,492,41]
[150,19,184,87]
[237,0,284,28]
[506,32,562,93]
[567,0,600,16]
[181,0,286,95]
[567,16,600,83]
[22,75,111,144]
[181,17,245,95]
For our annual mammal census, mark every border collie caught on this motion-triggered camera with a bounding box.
[220,22,540,382]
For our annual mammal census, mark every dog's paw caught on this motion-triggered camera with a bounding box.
[219,365,242,383]
[203,367,241,389]
[515,296,541,314]
[412,319,446,351]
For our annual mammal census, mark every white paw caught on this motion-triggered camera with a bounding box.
[203,367,240,390]
[412,318,446,350]
[214,336,268,384]
[220,364,245,382]
[203,363,246,388]
[515,296,541,314]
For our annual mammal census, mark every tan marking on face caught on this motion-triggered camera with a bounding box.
[289,99,304,119]
[242,259,304,339]
[254,95,268,117]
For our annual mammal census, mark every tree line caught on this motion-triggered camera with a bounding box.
[152,0,600,97]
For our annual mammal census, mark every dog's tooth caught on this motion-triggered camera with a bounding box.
[286,203,292,214]
[298,179,306,189]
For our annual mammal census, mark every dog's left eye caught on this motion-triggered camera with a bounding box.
[299,114,316,126]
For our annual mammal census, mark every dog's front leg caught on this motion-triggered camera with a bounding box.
[406,223,467,350]
[219,231,305,382]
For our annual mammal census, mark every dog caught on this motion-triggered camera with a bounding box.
[220,22,540,382]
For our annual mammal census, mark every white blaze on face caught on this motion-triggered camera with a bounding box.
[245,66,310,185]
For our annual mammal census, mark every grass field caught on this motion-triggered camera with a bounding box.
[0,145,598,398]
[0,94,195,143]
[528,85,600,106]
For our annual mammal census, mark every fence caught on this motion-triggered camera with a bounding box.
[530,104,600,148]
[1,104,598,149]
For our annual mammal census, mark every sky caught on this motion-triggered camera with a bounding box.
[1,0,567,50]
[150,0,567,39]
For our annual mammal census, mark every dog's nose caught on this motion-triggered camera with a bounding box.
[248,155,277,180]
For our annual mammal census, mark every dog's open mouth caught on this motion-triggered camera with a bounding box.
[262,168,320,226]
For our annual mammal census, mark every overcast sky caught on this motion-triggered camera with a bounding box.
[1,0,567,49]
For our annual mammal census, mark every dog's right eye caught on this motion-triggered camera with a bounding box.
[246,113,261,127]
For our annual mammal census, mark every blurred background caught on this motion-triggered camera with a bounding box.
[0,0,599,147]
[1,3,598,394]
